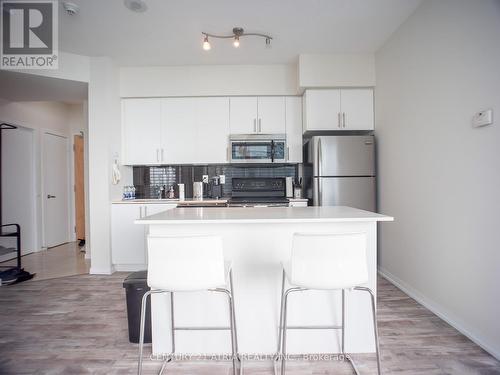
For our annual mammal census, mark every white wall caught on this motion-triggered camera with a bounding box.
[120,64,298,97]
[375,0,500,359]
[88,57,127,274]
[1,125,36,259]
[298,54,375,89]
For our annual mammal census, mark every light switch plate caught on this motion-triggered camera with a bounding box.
[472,108,493,128]
[202,175,209,183]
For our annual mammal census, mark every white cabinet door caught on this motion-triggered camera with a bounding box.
[195,98,230,163]
[285,97,303,163]
[230,97,258,134]
[111,204,146,266]
[122,99,162,165]
[303,89,342,131]
[161,98,197,164]
[340,89,374,130]
[257,97,286,134]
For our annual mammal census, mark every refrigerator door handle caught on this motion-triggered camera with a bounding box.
[317,137,323,177]
[318,178,322,206]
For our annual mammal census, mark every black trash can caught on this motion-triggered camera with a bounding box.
[123,271,152,343]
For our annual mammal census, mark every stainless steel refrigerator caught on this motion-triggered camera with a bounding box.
[305,135,376,212]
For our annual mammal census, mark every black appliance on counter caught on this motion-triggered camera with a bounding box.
[228,177,289,207]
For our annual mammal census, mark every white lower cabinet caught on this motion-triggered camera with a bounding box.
[111,203,176,270]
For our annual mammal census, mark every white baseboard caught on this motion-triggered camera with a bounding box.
[113,264,147,272]
[89,265,114,275]
[378,267,500,361]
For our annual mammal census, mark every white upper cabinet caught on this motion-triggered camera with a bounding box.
[161,98,197,164]
[230,96,286,134]
[230,97,258,134]
[285,97,303,163]
[303,89,374,132]
[161,97,230,164]
[122,98,162,165]
[303,89,342,131]
[257,97,286,134]
[194,97,230,163]
[340,89,374,130]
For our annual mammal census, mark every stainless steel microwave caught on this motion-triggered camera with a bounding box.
[229,134,287,163]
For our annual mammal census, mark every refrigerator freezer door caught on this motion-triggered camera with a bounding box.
[310,136,375,177]
[313,177,376,212]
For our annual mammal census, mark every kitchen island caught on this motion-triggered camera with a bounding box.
[136,206,393,356]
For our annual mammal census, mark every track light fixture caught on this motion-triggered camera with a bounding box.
[202,35,211,50]
[202,27,272,50]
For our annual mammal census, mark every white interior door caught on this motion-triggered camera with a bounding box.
[43,133,70,248]
[1,126,37,259]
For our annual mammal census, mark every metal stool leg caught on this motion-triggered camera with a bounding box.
[170,292,175,355]
[355,287,381,375]
[138,290,153,375]
[276,270,286,359]
[229,270,241,374]
[341,289,345,354]
[280,289,290,375]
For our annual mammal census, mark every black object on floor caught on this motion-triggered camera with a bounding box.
[123,270,152,343]
[0,224,35,286]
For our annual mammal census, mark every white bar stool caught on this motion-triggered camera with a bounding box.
[276,232,381,375]
[138,234,241,375]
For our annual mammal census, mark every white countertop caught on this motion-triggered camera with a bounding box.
[112,198,306,204]
[112,198,228,204]
[136,206,393,224]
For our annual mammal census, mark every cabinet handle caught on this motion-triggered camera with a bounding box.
[139,206,143,218]
[338,113,342,128]
[343,112,346,128]
[253,119,257,132]
[226,147,230,162]
[286,146,290,161]
[161,148,164,162]
[156,149,160,162]
[144,206,148,216]
[258,118,262,132]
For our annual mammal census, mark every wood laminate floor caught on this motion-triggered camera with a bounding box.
[0,274,498,375]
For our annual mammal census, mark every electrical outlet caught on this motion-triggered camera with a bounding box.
[202,175,209,183]
[219,175,225,184]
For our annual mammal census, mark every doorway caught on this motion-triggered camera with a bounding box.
[43,132,70,248]
[73,134,85,246]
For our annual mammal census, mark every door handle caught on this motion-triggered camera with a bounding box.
[47,194,56,199]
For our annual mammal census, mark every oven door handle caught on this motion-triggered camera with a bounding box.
[271,140,275,163]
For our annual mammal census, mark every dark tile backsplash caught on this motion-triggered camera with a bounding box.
[133,164,298,199]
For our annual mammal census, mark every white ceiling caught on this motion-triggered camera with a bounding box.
[59,0,422,66]
[0,71,88,102]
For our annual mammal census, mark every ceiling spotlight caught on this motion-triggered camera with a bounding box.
[201,27,272,50]
[124,0,148,13]
[202,35,211,51]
